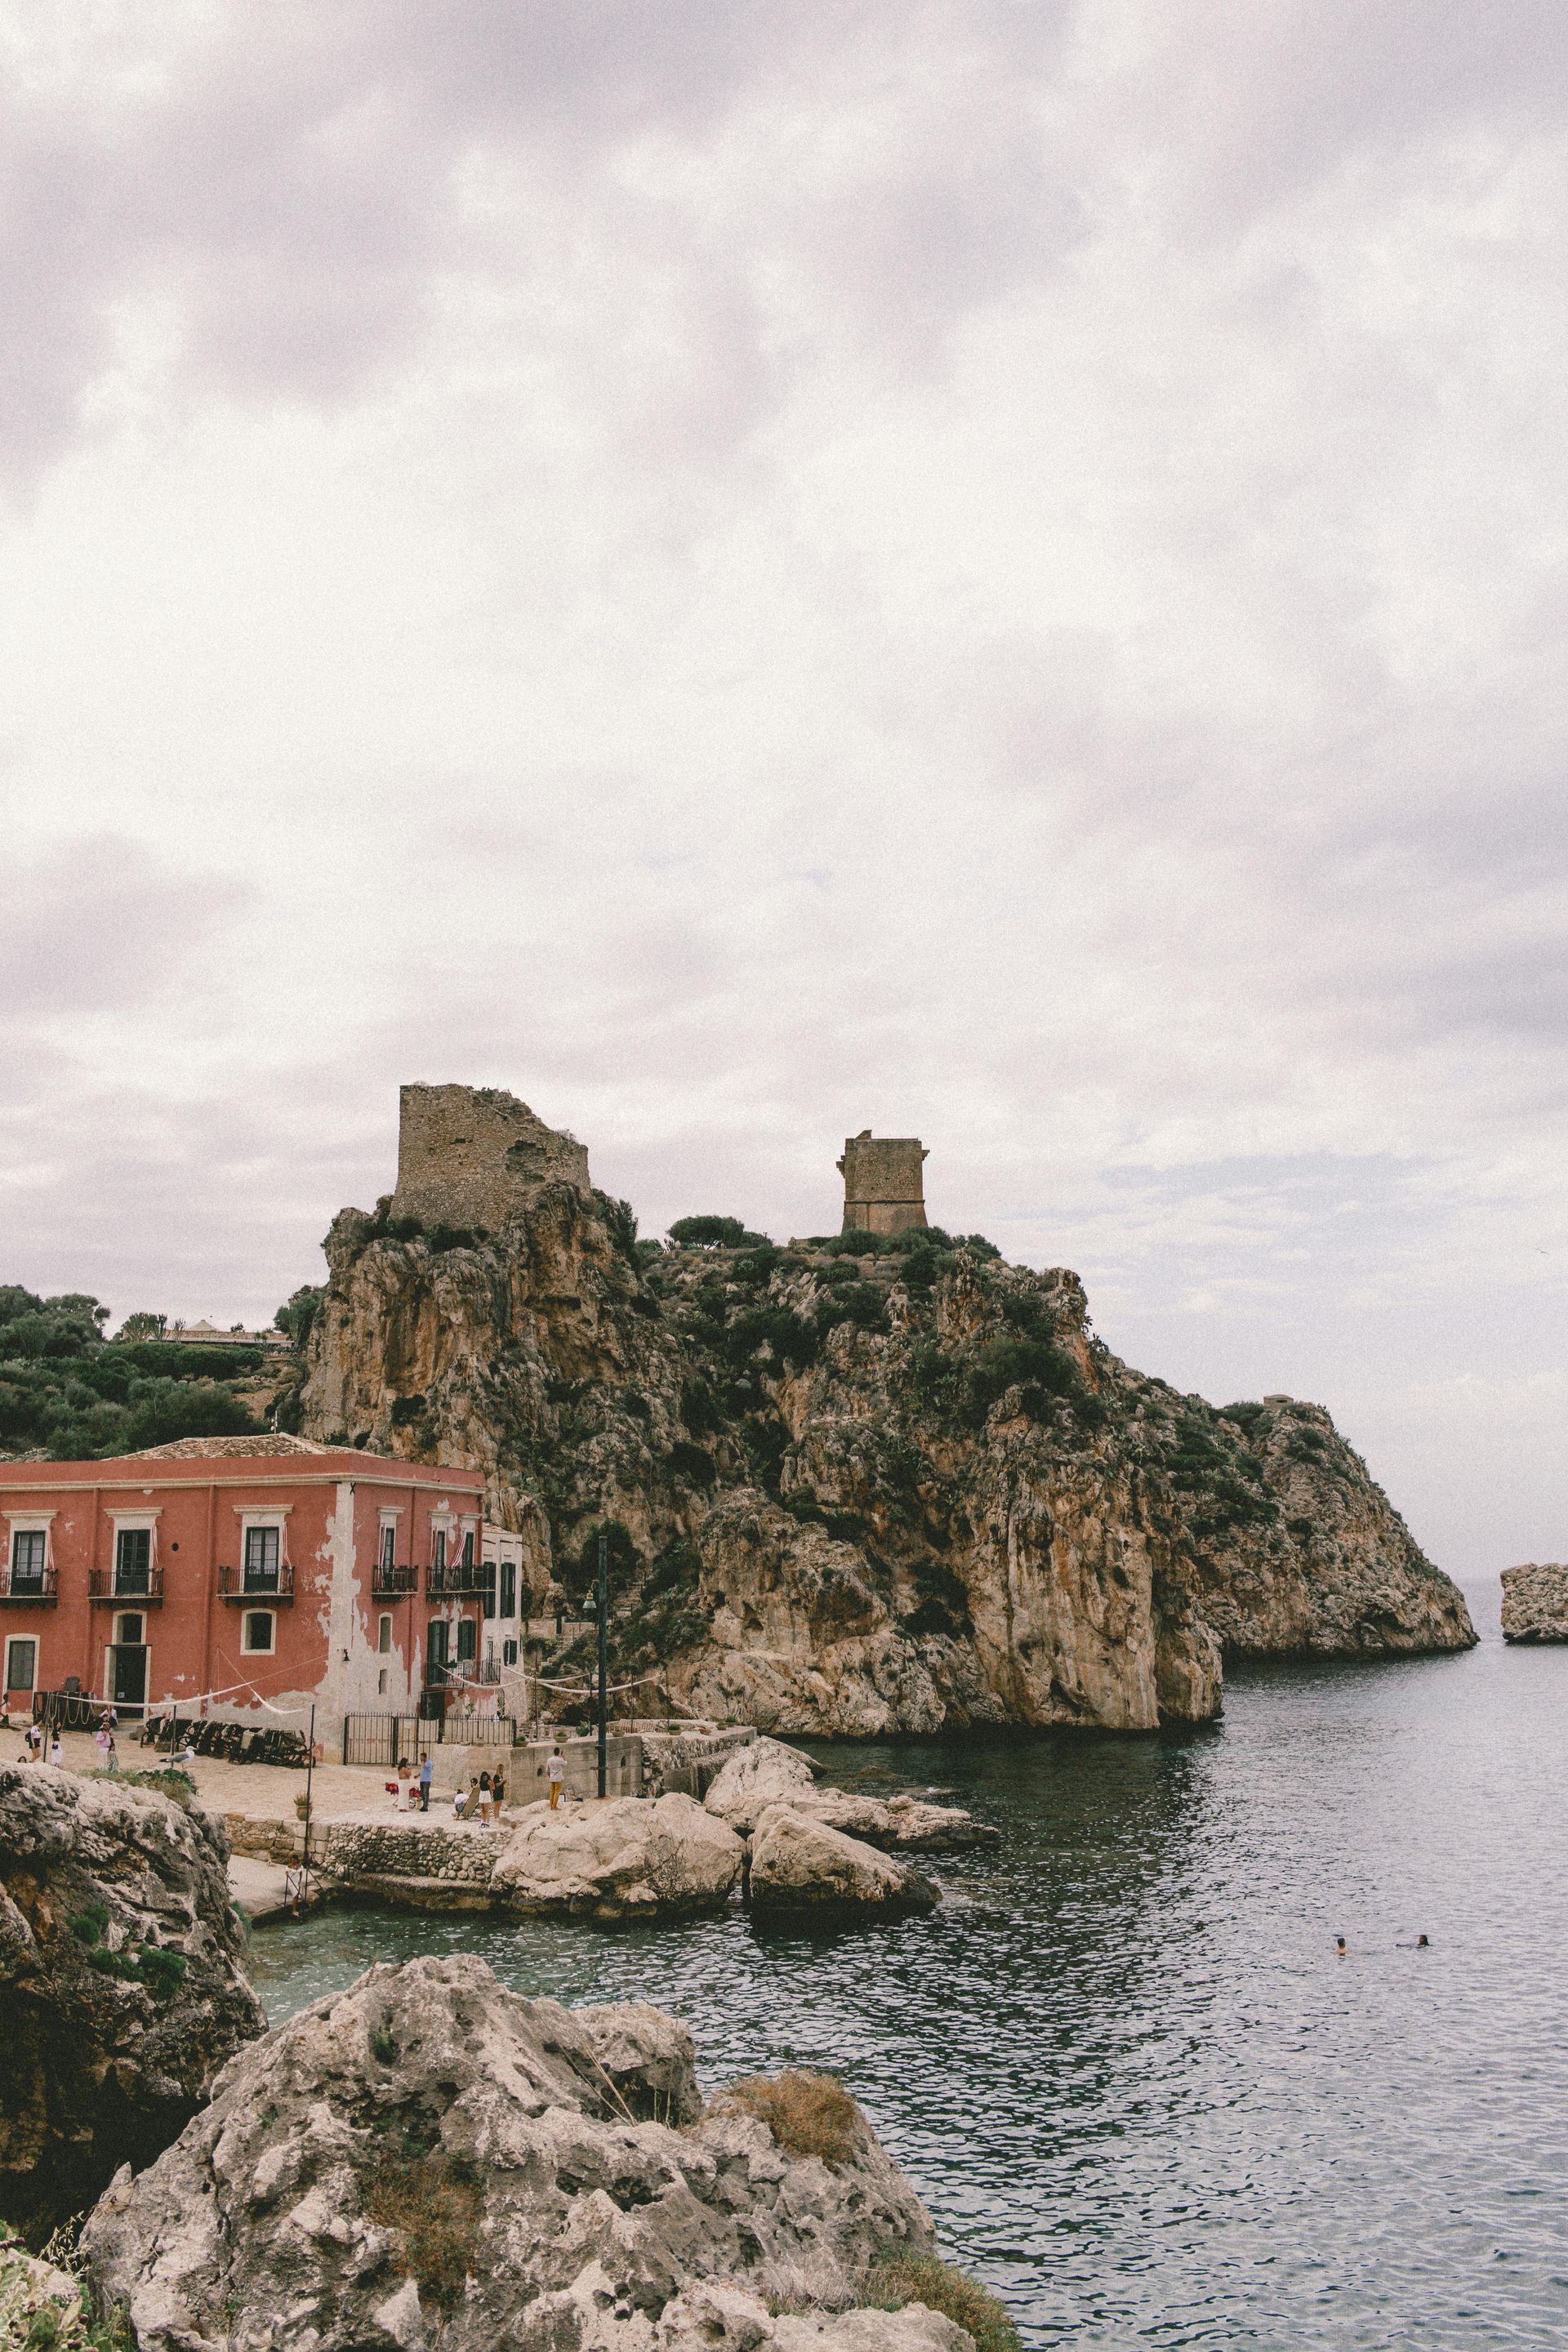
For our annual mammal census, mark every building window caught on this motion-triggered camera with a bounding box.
[380,1523,397,1574]
[377,1668,389,1696]
[241,1611,274,1655]
[456,1616,476,1664]
[115,1528,152,1595]
[5,1638,36,1693]
[500,1560,517,1618]
[461,1528,474,1570]
[243,1526,280,1593]
[11,1531,47,1590]
[431,1527,448,1572]
[482,1571,496,1622]
[377,1613,392,1655]
[502,1638,518,1667]
[115,1613,145,1646]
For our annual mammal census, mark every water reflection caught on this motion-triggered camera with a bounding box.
[251,1622,1568,2348]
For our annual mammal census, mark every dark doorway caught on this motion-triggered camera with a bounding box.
[112,1646,147,1711]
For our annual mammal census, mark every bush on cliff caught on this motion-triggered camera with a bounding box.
[668,1214,771,1249]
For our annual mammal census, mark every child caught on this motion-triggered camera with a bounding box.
[546,1744,565,1810]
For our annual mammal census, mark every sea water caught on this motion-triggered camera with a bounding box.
[248,1587,1568,2348]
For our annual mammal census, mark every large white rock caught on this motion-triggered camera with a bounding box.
[491,1792,744,1919]
[82,1955,955,2352]
[782,1789,998,1855]
[748,1806,939,1919]
[704,1736,819,1834]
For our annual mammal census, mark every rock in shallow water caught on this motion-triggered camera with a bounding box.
[0,1763,264,2237]
[703,1736,820,1835]
[491,1792,745,1918]
[747,1806,940,1920]
[1500,1561,1568,1643]
[81,1954,953,2352]
[779,1789,998,1855]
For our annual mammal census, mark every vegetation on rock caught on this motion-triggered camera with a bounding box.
[0,1290,274,1460]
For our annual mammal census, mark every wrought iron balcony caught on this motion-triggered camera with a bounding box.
[425,1560,492,1599]
[216,1563,295,1604]
[372,1561,419,1598]
[88,1566,163,1605]
[0,1566,56,1605]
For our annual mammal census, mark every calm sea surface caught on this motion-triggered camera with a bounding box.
[250,1586,1568,2349]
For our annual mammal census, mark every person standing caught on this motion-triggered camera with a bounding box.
[105,1731,119,1773]
[395,1757,414,1811]
[490,1766,507,1823]
[546,1744,565,1811]
[478,1769,492,1824]
[48,1731,64,1767]
[417,1751,433,1812]
[94,1717,112,1767]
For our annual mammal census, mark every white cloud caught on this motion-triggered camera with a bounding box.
[2,0,1564,1579]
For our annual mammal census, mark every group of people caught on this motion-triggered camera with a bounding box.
[386,1744,569,1819]
[15,1712,118,1771]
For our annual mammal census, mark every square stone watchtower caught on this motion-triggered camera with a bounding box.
[391,1084,591,1232]
[838,1130,929,1237]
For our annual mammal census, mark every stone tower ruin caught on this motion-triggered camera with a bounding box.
[838,1130,929,1237]
[391,1084,591,1231]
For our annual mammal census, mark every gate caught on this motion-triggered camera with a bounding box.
[341,1712,513,1765]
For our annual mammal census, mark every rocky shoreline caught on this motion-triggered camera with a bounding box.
[1500,1561,1568,1643]
[2,1758,1013,2352]
[300,1740,994,1926]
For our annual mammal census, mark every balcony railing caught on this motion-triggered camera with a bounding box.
[88,1566,164,1605]
[425,1560,492,1599]
[216,1563,296,1604]
[372,1561,419,1598]
[0,1566,56,1605]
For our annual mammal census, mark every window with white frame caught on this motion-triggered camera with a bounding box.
[10,1530,47,1589]
[241,1611,275,1655]
[380,1522,397,1575]
[114,1526,153,1594]
[377,1668,389,1695]
[5,1637,37,1692]
[377,1614,392,1654]
[243,1525,281,1592]
[500,1560,517,1618]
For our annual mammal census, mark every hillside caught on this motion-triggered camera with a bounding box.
[291,1178,1474,1735]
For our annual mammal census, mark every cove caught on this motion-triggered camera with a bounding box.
[249,1595,1568,2349]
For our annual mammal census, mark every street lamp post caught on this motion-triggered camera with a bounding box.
[596,1526,608,1798]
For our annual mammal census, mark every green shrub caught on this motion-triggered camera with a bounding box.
[821,1283,888,1334]
[390,1394,426,1426]
[274,1285,325,1348]
[668,1215,771,1249]
[869,2251,1021,2352]
[820,1228,889,1257]
[69,1904,109,1946]
[135,1947,188,2002]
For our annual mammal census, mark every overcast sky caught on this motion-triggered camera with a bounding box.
[2,2,1564,1580]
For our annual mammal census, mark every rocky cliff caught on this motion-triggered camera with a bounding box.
[292,1177,1474,1735]
[1500,1561,1568,1643]
[0,1765,264,2238]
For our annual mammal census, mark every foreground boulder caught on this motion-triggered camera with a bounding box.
[704,1736,820,1834]
[0,1764,264,2238]
[491,1793,745,1919]
[748,1806,939,1921]
[82,1954,961,2352]
[1501,1562,1568,1643]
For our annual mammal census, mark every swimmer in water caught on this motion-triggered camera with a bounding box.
[1335,1936,1348,1954]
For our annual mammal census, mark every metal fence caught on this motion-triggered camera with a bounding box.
[341,1711,514,1766]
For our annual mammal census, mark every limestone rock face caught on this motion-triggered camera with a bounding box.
[491,1793,745,1919]
[294,1175,1474,1735]
[81,1955,944,2352]
[703,1736,819,1834]
[747,1807,940,1920]
[0,1765,265,2236]
[1500,1561,1568,1643]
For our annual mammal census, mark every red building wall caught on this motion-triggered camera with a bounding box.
[0,1446,488,1738]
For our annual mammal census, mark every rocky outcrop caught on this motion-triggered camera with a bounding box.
[82,1955,955,2352]
[1501,1562,1568,1643]
[703,1735,821,1834]
[783,1790,999,1855]
[747,1808,939,1921]
[491,1794,745,1920]
[292,1158,1474,1734]
[0,1765,264,2237]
